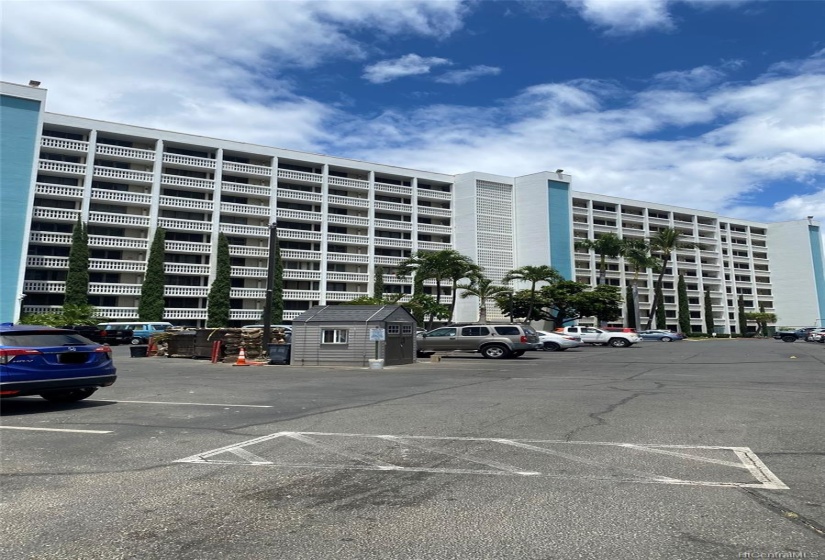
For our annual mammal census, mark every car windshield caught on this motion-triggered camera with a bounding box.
[0,331,94,347]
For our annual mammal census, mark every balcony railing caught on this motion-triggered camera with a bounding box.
[160,174,214,190]
[222,161,271,176]
[165,308,208,320]
[277,189,323,203]
[327,272,369,283]
[328,176,369,190]
[39,160,86,175]
[374,201,411,213]
[230,288,266,299]
[231,266,268,277]
[327,233,369,245]
[327,214,369,227]
[281,249,322,261]
[30,231,73,244]
[375,182,412,196]
[89,211,151,227]
[164,263,210,275]
[221,182,271,196]
[32,208,81,221]
[418,241,452,251]
[417,206,451,217]
[92,189,152,205]
[284,290,322,300]
[96,144,156,161]
[166,241,211,253]
[326,252,369,263]
[159,195,214,211]
[35,183,84,198]
[375,219,412,231]
[162,153,216,169]
[164,286,209,297]
[229,245,269,258]
[158,217,212,232]
[27,256,69,268]
[328,194,369,208]
[42,136,89,152]
[220,201,270,216]
[416,188,452,201]
[94,166,153,183]
[284,270,322,280]
[91,259,146,272]
[219,223,269,237]
[374,256,404,266]
[277,169,323,184]
[279,228,322,241]
[326,291,369,301]
[373,237,412,248]
[417,224,451,234]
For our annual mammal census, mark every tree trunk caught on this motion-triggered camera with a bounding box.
[645,256,669,329]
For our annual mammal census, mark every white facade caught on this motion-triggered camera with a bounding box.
[4,81,824,331]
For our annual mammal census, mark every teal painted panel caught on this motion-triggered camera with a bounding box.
[808,225,825,324]
[547,180,573,279]
[0,95,41,322]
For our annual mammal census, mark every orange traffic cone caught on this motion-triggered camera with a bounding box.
[233,347,249,367]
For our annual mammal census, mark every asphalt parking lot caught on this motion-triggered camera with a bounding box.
[2,339,824,559]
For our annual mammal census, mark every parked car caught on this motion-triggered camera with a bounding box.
[555,326,642,347]
[603,327,638,333]
[805,328,825,342]
[0,323,117,402]
[773,327,817,343]
[97,325,135,346]
[535,330,582,351]
[98,322,174,345]
[417,324,540,359]
[637,329,685,342]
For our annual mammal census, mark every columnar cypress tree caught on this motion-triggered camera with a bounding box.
[677,274,691,334]
[262,227,284,324]
[625,284,635,329]
[704,287,715,335]
[737,295,747,335]
[373,265,385,300]
[655,284,666,329]
[65,218,90,307]
[139,227,166,321]
[207,233,231,327]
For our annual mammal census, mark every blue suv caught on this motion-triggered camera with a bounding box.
[0,323,117,402]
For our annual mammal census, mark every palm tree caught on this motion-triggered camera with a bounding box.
[456,274,512,324]
[645,228,704,329]
[622,238,659,331]
[503,265,562,322]
[575,233,624,286]
[398,249,476,327]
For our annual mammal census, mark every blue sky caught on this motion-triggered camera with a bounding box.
[2,0,823,221]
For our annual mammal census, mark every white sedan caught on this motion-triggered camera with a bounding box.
[535,330,582,351]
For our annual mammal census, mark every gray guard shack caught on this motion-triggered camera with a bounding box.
[290,305,417,367]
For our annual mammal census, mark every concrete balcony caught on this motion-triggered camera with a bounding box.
[418,241,451,251]
[220,201,270,216]
[32,208,82,222]
[417,205,451,218]
[39,160,86,175]
[92,283,142,295]
[417,188,452,201]
[221,182,271,197]
[326,291,369,302]
[375,201,412,214]
[326,252,369,264]
[164,286,208,297]
[284,290,322,300]
[281,249,322,261]
[158,217,212,232]
[375,182,412,197]
[222,161,271,177]
[279,228,322,242]
[159,195,214,211]
[328,233,369,245]
[374,237,413,249]
[276,208,323,223]
[219,223,270,237]
[89,211,151,227]
[35,183,84,199]
[328,176,370,191]
[230,288,266,299]
[277,188,323,203]
[417,223,452,235]
[375,219,412,231]
[23,281,66,293]
[30,231,73,245]
[91,259,146,272]
[230,309,264,321]
[166,241,211,253]
[164,263,210,275]
[229,245,270,258]
[92,189,152,205]
[94,166,153,183]
[284,270,322,281]
[27,256,69,268]
[374,256,405,266]
[328,194,369,208]
[327,214,369,227]
[165,308,208,320]
[96,144,156,161]
[277,169,323,184]
[231,266,268,278]
[327,272,369,283]
[162,153,216,169]
[41,136,89,152]
[160,174,214,190]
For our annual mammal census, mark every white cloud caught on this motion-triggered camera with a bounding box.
[434,65,501,85]
[563,0,673,33]
[362,54,451,84]
[652,66,726,89]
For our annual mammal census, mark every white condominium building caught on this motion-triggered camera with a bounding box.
[2,81,823,331]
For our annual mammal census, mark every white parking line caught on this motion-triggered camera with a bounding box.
[176,431,789,489]
[87,399,273,408]
[0,426,112,434]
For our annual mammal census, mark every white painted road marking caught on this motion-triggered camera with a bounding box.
[175,431,789,490]
[0,426,112,434]
[87,399,273,408]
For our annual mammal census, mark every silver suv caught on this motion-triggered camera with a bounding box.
[417,324,540,359]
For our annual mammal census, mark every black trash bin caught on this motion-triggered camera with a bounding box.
[130,345,148,358]
[267,343,291,365]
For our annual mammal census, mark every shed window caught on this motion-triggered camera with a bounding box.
[321,329,348,344]
[402,325,413,335]
[387,325,401,335]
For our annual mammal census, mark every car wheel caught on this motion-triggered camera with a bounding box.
[40,388,97,403]
[660,336,673,342]
[131,337,144,345]
[544,341,561,351]
[609,338,630,348]
[781,336,796,343]
[481,344,511,359]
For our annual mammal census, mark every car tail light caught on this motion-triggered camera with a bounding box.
[0,348,43,365]
[563,336,576,341]
[94,346,112,359]
[520,335,527,343]
[0,390,21,396]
